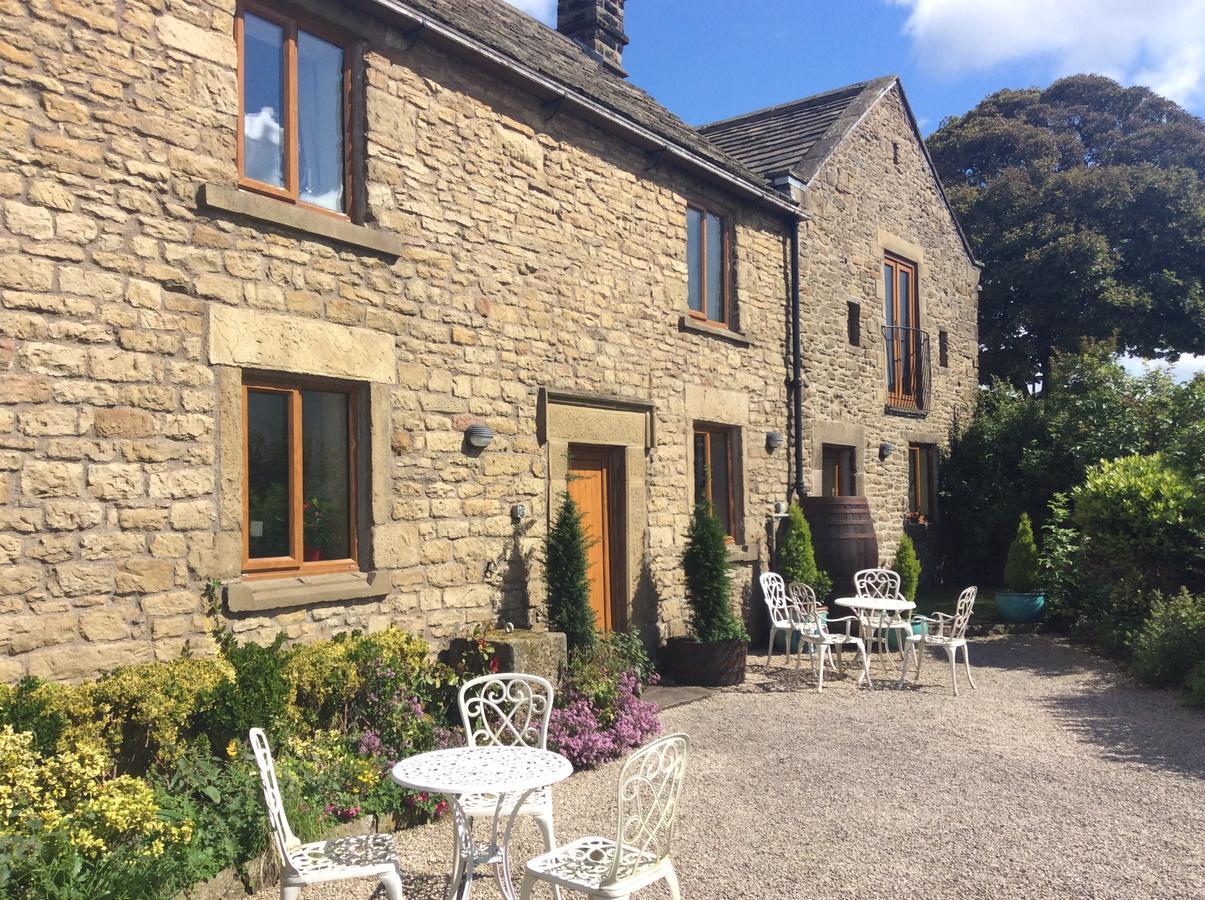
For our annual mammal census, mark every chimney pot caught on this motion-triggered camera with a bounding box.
[556,0,629,77]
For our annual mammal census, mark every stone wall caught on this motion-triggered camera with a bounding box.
[0,0,792,680]
[797,85,981,574]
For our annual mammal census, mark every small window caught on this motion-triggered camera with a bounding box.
[686,206,728,324]
[939,330,949,367]
[907,443,937,523]
[822,445,857,497]
[237,4,351,215]
[244,377,358,575]
[847,301,861,346]
[693,425,737,538]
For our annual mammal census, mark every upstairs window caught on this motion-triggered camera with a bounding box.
[693,425,737,539]
[686,206,728,324]
[237,4,349,215]
[244,376,358,575]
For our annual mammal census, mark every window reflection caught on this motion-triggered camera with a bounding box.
[301,390,350,561]
[243,13,285,189]
[297,31,344,211]
[247,390,291,559]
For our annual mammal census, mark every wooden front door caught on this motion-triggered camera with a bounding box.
[568,447,617,632]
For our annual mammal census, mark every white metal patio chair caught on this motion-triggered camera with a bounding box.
[898,585,978,695]
[249,728,404,900]
[759,571,809,666]
[520,733,690,900]
[789,581,872,692]
[458,673,559,884]
[854,567,913,661]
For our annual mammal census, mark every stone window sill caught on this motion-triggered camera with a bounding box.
[226,570,389,613]
[678,315,753,346]
[199,184,404,258]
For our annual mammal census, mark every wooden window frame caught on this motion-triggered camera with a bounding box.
[884,254,921,405]
[907,442,936,524]
[686,205,731,326]
[693,424,737,541]
[235,1,354,220]
[242,374,360,578]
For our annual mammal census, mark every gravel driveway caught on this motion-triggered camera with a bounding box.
[258,634,1205,899]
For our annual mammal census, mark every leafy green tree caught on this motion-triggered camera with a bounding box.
[929,75,1205,388]
[777,502,832,597]
[1003,513,1041,593]
[682,502,748,642]
[546,492,596,650]
[891,533,921,602]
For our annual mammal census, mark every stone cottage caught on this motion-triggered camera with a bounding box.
[0,0,978,681]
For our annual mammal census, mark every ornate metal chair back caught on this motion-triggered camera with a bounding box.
[249,727,300,871]
[854,567,902,600]
[458,673,554,750]
[604,733,691,886]
[787,581,823,634]
[759,572,793,629]
[948,586,977,639]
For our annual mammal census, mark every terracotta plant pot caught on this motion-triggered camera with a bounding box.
[665,637,747,687]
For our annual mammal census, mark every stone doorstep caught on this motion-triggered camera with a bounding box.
[642,683,716,710]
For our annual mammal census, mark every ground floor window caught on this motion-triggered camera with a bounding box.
[822,444,858,497]
[693,425,737,539]
[907,442,936,523]
[244,376,358,575]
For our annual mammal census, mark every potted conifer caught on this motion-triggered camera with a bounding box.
[667,501,749,686]
[996,512,1046,623]
[888,532,923,649]
[546,492,597,650]
[776,502,832,652]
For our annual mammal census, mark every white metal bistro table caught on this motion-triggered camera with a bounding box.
[833,595,916,686]
[391,745,573,900]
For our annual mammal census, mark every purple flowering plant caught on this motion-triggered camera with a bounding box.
[547,632,662,769]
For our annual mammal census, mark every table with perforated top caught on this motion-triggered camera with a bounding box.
[391,746,573,900]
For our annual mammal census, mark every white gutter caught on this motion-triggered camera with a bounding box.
[365,0,804,218]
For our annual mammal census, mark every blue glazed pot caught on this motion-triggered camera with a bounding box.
[996,590,1046,623]
[885,618,926,652]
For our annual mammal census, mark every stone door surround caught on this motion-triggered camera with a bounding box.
[539,389,651,631]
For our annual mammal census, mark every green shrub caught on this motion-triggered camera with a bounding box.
[1186,662,1205,708]
[1131,590,1205,686]
[197,634,293,754]
[891,533,921,602]
[682,501,748,642]
[546,492,597,650]
[777,502,832,598]
[1003,513,1041,592]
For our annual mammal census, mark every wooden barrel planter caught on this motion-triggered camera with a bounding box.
[801,496,879,598]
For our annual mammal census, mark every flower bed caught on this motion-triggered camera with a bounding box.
[0,615,661,898]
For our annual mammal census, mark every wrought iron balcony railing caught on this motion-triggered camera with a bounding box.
[883,325,930,413]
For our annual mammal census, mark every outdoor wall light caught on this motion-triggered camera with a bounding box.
[465,423,494,449]
[772,500,788,516]
[511,503,528,520]
[879,441,896,461]
[766,431,786,453]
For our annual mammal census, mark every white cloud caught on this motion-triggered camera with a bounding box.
[502,0,556,25]
[1120,353,1205,383]
[891,0,1205,109]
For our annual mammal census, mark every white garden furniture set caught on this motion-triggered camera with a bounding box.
[761,567,979,694]
[251,672,690,900]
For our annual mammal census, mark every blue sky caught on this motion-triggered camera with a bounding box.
[506,0,1205,133]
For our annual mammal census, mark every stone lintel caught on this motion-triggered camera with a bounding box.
[199,183,405,257]
[208,306,397,384]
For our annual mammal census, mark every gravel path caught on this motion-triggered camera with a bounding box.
[258,635,1205,899]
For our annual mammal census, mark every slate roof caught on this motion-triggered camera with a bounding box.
[378,0,772,194]
[699,77,897,185]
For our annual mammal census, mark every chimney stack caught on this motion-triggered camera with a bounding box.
[557,0,629,77]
